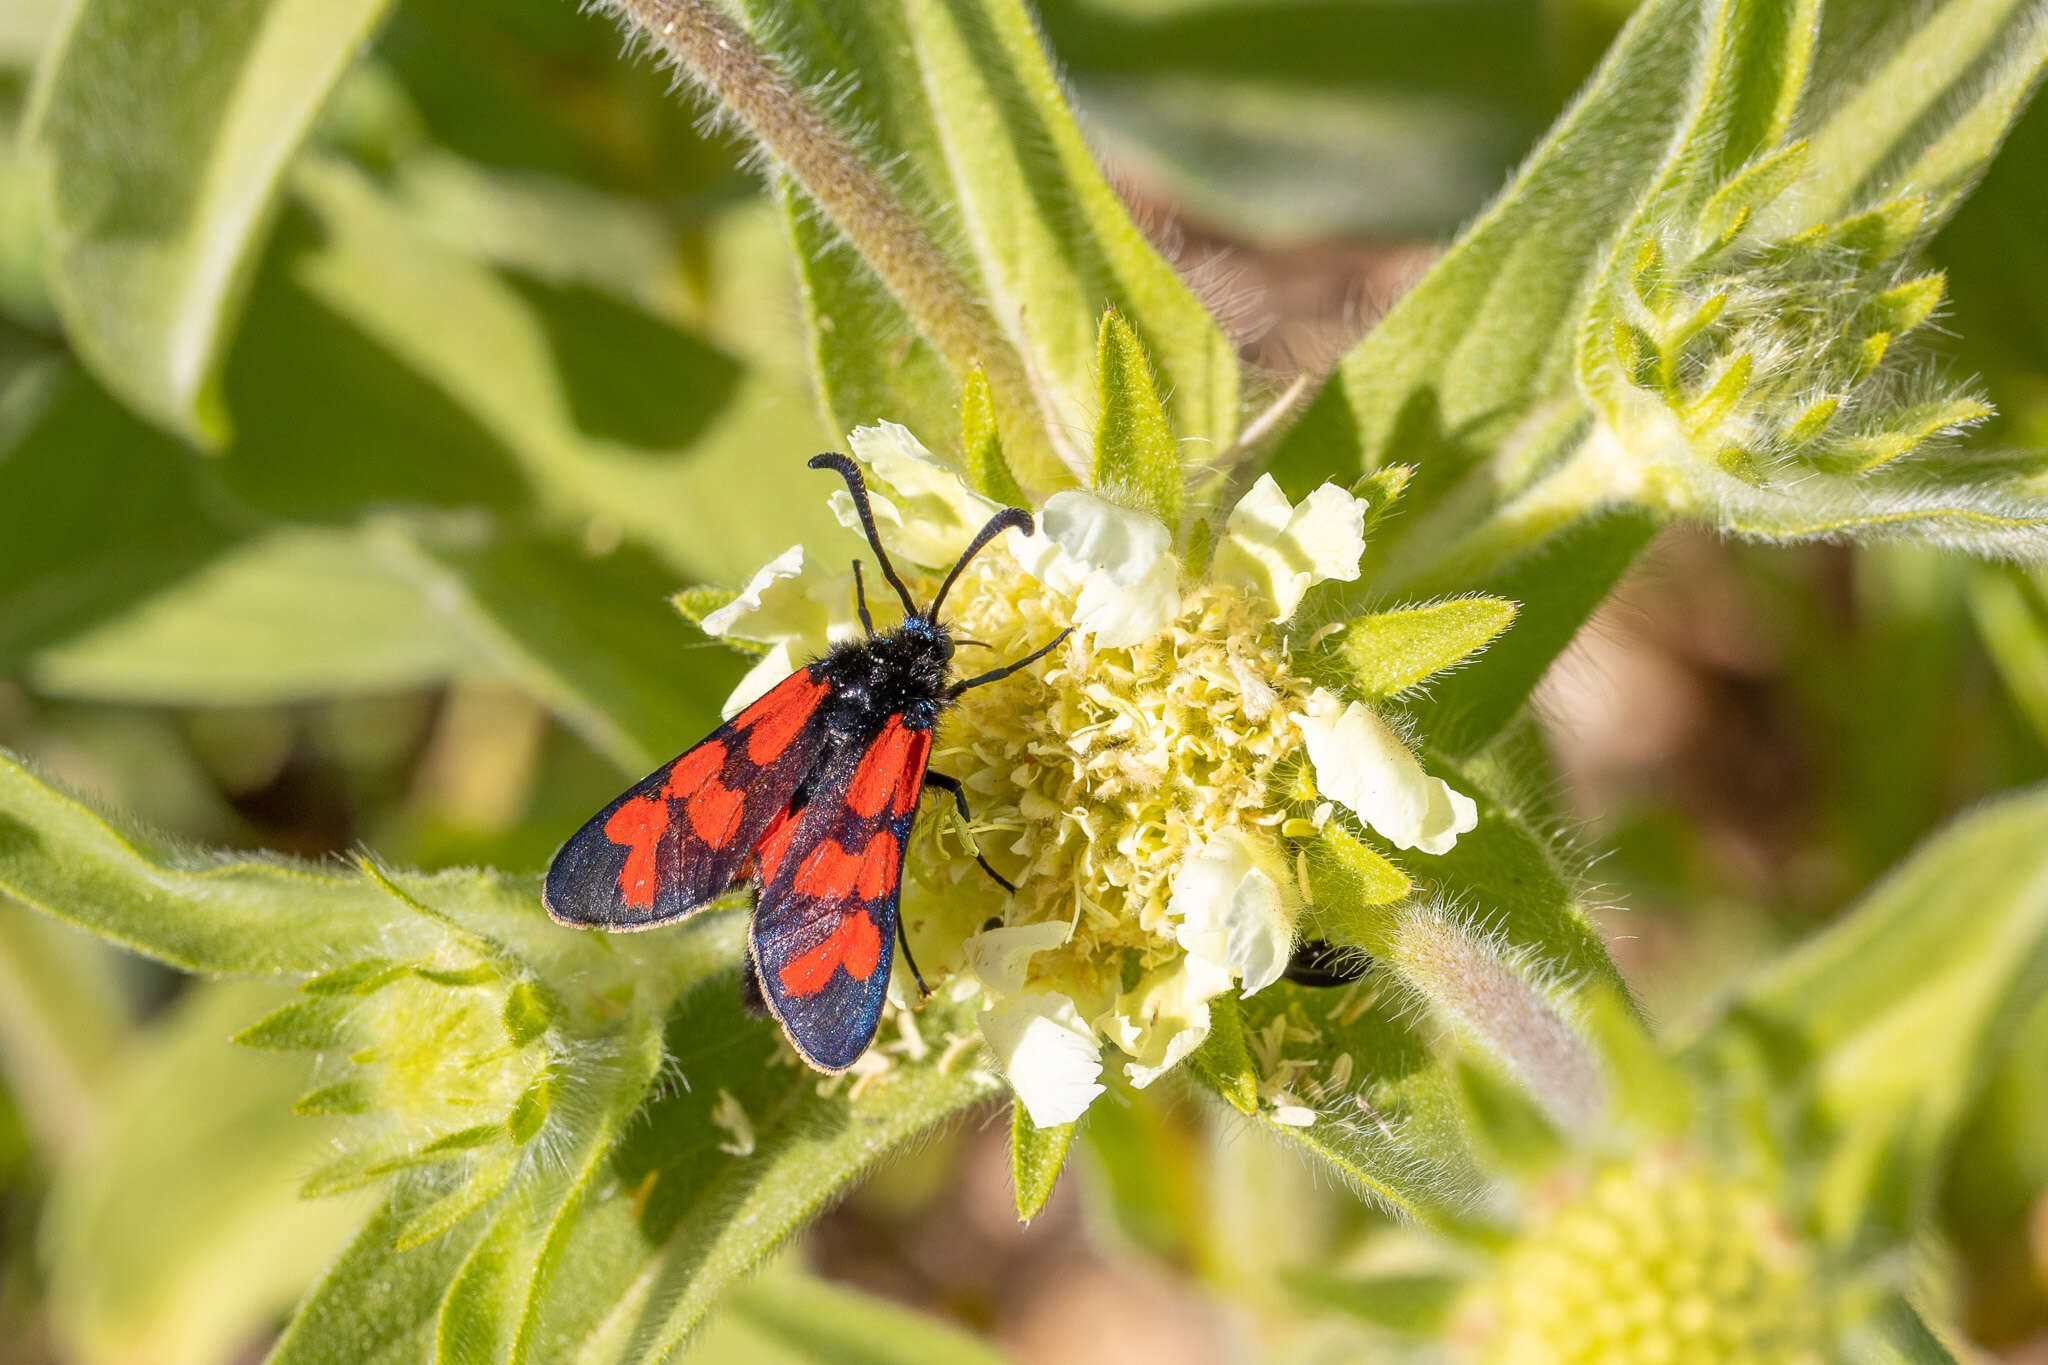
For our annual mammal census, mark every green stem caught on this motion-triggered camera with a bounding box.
[605,0,1046,456]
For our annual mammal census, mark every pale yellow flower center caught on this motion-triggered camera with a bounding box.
[1460,1156,1827,1365]
[902,550,1312,1007]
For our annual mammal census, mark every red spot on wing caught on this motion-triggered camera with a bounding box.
[735,671,829,763]
[855,831,900,901]
[776,910,883,997]
[894,731,931,816]
[849,718,920,817]
[686,782,745,847]
[604,796,669,909]
[755,804,801,884]
[661,741,725,799]
[792,840,861,899]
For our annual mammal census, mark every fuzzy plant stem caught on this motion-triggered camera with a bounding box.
[602,0,1048,457]
[1389,904,1607,1135]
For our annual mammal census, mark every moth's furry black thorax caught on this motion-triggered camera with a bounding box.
[815,617,954,737]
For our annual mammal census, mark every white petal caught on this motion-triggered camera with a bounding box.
[963,920,1072,997]
[1015,491,1180,647]
[1295,688,1474,854]
[1075,551,1181,648]
[835,421,1005,568]
[981,992,1104,1128]
[1040,491,1173,586]
[1169,829,1294,995]
[720,642,798,719]
[701,544,863,653]
[1290,483,1371,576]
[700,545,818,643]
[1099,955,1233,1088]
[1211,474,1368,621]
[1413,778,1480,856]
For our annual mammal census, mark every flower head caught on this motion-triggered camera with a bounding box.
[694,421,1497,1124]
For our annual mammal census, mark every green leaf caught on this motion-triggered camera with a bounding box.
[0,361,245,671]
[1702,785,2048,1246]
[1009,1103,1073,1224]
[1970,569,2048,750]
[0,901,131,1157]
[0,746,436,974]
[782,189,962,467]
[435,1019,662,1365]
[1767,0,2048,233]
[1093,309,1183,528]
[1285,1268,1467,1335]
[390,526,739,775]
[45,982,375,1365]
[704,0,1240,481]
[500,981,553,1048]
[1422,751,1623,993]
[516,975,1002,1363]
[1412,511,1660,758]
[1301,825,1413,948]
[1276,0,2048,755]
[1186,992,1260,1115]
[27,526,474,706]
[1315,597,1518,701]
[1219,980,1498,1237]
[959,366,1027,506]
[286,156,843,585]
[233,998,355,1052]
[22,0,399,442]
[269,1167,496,1365]
[1037,0,1564,243]
[1839,1293,1965,1365]
[1267,0,1710,490]
[693,1270,1011,1365]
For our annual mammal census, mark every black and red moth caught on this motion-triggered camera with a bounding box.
[544,454,1064,1072]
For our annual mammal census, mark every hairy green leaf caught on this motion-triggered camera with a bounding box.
[496,976,1001,1364]
[959,366,1027,506]
[269,1169,496,1365]
[1278,0,2048,760]
[435,1019,663,1365]
[23,0,398,442]
[1315,597,1518,701]
[0,747,434,974]
[1009,1103,1073,1224]
[1093,309,1183,529]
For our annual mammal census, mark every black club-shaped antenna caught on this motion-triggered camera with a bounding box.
[809,453,1035,626]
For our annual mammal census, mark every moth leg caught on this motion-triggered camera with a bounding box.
[922,771,1017,893]
[852,559,876,636]
[895,915,931,998]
